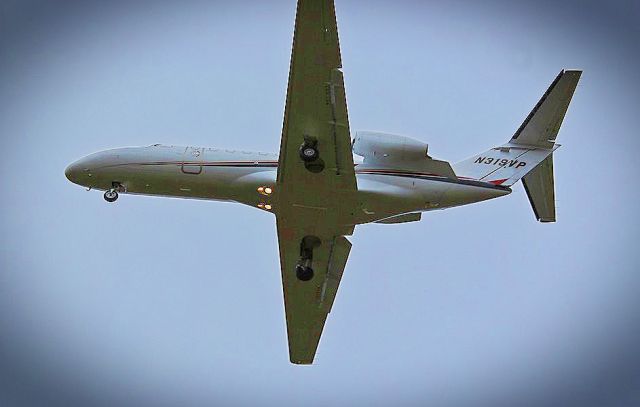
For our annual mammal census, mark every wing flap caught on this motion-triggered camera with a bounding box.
[319,235,351,313]
[327,68,354,178]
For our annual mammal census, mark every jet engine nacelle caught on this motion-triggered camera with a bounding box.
[352,131,429,163]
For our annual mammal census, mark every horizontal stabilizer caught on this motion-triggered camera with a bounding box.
[375,212,422,224]
[522,154,556,222]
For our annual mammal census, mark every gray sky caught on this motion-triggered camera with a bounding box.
[1,0,639,406]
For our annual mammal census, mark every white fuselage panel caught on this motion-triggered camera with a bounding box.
[65,145,511,224]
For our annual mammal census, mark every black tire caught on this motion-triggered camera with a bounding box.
[104,190,118,202]
[295,265,314,281]
[299,145,319,162]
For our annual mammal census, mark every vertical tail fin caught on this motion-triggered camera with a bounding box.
[509,69,582,148]
[452,145,557,187]
[453,70,582,220]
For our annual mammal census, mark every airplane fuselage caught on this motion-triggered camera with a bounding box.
[65,144,511,225]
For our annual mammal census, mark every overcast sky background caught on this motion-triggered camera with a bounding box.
[1,0,639,406]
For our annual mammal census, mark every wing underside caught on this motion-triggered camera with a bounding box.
[275,0,357,364]
[276,226,351,363]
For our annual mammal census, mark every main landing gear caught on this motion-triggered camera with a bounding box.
[299,135,324,173]
[296,263,314,281]
[299,135,319,162]
[300,144,319,162]
[295,236,321,282]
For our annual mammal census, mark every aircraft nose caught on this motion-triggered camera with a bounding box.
[65,156,94,186]
[65,149,126,186]
[65,161,82,184]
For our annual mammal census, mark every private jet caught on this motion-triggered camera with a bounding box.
[65,0,581,364]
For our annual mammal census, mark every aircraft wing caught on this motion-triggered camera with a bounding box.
[276,227,352,364]
[275,0,357,364]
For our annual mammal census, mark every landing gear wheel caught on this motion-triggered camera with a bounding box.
[104,189,118,202]
[295,265,314,281]
[299,145,319,162]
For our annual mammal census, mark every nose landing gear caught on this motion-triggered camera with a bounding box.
[104,189,118,202]
[103,182,124,203]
